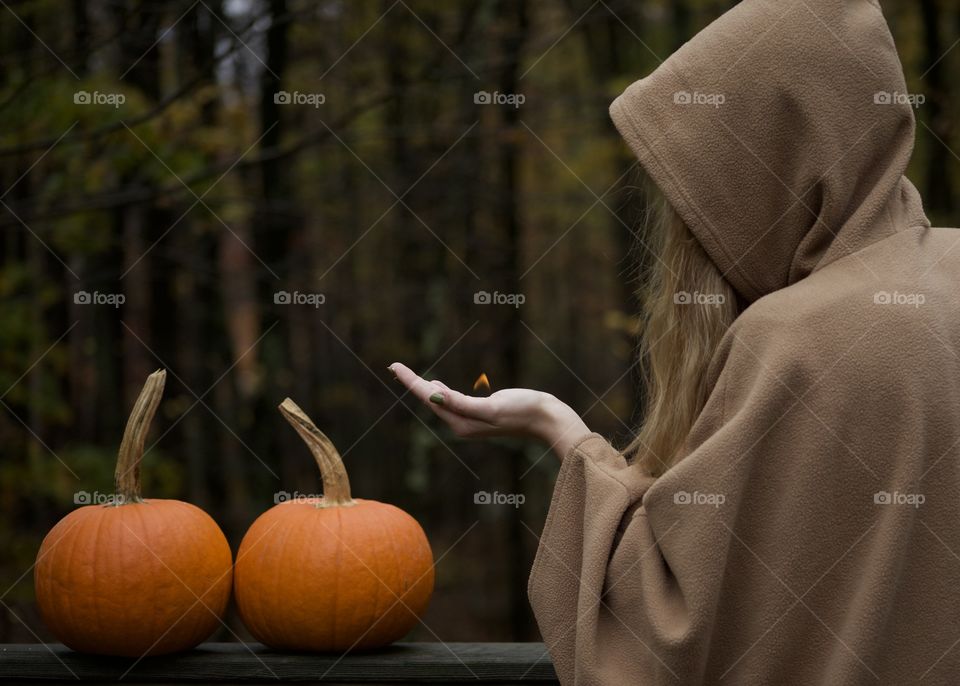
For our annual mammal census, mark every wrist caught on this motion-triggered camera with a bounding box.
[536,394,590,459]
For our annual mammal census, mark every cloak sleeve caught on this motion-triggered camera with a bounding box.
[526,432,658,683]
[526,308,830,684]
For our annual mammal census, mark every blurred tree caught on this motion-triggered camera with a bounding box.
[0,0,956,644]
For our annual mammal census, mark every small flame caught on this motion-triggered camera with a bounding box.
[473,373,491,393]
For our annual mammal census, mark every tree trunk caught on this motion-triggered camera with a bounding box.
[919,0,955,219]
[496,0,531,640]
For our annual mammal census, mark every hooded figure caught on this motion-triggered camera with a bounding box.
[526,0,960,684]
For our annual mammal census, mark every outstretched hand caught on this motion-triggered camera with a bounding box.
[388,362,591,460]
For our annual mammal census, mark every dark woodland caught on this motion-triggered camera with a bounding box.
[1,0,956,642]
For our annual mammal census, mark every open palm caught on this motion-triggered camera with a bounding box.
[388,362,589,457]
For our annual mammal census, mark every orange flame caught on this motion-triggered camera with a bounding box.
[473,373,491,393]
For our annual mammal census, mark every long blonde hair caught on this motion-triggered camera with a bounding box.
[625,194,739,477]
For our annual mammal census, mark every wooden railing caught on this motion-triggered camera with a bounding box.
[0,643,558,684]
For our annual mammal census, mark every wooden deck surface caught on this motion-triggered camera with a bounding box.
[0,642,558,684]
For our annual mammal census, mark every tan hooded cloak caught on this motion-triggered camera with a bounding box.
[527,0,960,683]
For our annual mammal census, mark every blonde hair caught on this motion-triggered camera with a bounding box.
[625,194,739,477]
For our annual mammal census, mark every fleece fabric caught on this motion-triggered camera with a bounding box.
[527,0,960,684]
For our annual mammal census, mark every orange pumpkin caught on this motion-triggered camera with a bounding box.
[233,398,434,651]
[34,370,233,657]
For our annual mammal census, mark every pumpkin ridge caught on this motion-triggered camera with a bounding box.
[286,503,312,647]
[46,513,72,647]
[169,502,200,643]
[129,502,158,650]
[42,511,82,646]
[331,506,342,649]
[236,509,280,644]
[374,503,404,640]
[185,503,228,639]
[154,503,187,650]
[90,506,110,650]
[397,506,433,629]
[73,510,97,649]
[196,506,231,642]
[274,507,295,647]
[251,514,278,644]
[269,512,286,644]
[363,506,384,641]
[208,513,234,619]
[233,519,253,639]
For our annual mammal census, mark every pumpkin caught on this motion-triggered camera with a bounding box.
[34,370,233,657]
[233,398,434,651]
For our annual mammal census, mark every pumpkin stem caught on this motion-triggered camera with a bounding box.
[279,398,354,507]
[114,369,166,504]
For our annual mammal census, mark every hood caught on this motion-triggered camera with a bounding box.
[610,0,929,303]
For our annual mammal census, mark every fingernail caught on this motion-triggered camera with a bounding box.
[429,393,444,405]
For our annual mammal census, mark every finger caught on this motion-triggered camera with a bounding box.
[389,362,443,404]
[421,379,496,421]
[390,364,494,421]
[436,388,497,422]
[421,395,496,434]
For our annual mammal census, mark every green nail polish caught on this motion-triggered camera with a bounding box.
[429,393,444,404]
